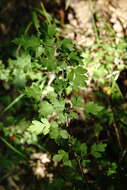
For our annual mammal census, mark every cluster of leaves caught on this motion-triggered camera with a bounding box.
[1,8,127,190]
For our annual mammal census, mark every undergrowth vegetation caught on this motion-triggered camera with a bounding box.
[1,6,127,190]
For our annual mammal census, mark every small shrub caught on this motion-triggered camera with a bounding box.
[0,8,127,190]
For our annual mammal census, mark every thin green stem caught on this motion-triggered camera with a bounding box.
[0,136,28,160]
[0,93,24,115]
[88,0,100,42]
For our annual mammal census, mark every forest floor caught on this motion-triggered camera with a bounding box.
[1,0,127,47]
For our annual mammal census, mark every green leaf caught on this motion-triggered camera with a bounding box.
[32,11,40,31]
[53,99,65,113]
[58,150,69,161]
[72,96,83,107]
[82,160,90,167]
[28,120,44,135]
[54,79,68,94]
[13,72,26,89]
[14,35,40,50]
[42,57,57,71]
[92,151,102,158]
[53,150,69,163]
[13,54,31,71]
[68,66,87,88]
[84,102,104,116]
[41,118,50,135]
[91,143,107,158]
[25,83,42,101]
[64,160,72,167]
[58,113,67,124]
[107,162,117,176]
[62,39,74,51]
[69,112,78,119]
[60,129,69,139]
[80,143,87,156]
[96,143,107,152]
[53,154,63,162]
[49,122,60,139]
[36,46,44,57]
[39,101,54,117]
[48,24,57,37]
[28,118,50,135]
